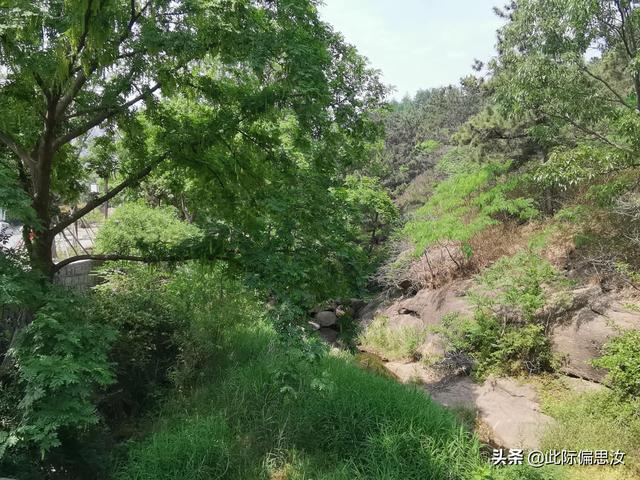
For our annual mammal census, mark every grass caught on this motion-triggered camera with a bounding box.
[358,314,427,360]
[114,319,551,480]
[538,377,640,480]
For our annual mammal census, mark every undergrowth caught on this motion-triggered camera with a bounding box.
[437,251,569,378]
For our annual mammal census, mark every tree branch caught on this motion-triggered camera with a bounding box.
[538,109,634,154]
[52,250,227,273]
[580,65,633,110]
[51,156,165,235]
[52,83,161,150]
[0,129,35,171]
[52,254,162,273]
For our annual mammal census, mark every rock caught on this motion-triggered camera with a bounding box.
[356,300,383,326]
[551,301,640,382]
[349,298,367,313]
[385,361,554,450]
[388,279,473,327]
[314,310,338,327]
[561,375,605,394]
[473,378,555,450]
[416,333,446,359]
[317,327,338,345]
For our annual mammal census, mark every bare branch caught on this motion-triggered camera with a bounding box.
[51,156,165,235]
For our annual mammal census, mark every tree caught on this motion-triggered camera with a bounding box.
[492,0,640,187]
[0,0,385,278]
[380,79,487,193]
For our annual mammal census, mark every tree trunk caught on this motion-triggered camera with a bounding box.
[29,230,55,280]
[29,113,56,280]
[104,176,109,219]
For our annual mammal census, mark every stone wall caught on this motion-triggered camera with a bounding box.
[54,259,103,293]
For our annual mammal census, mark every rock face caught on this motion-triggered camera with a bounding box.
[551,299,640,382]
[314,310,338,327]
[357,279,473,360]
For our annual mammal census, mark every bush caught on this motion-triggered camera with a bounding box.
[91,266,187,417]
[440,312,553,377]
[90,261,268,419]
[473,251,570,322]
[403,160,537,258]
[434,252,567,377]
[0,289,115,479]
[95,201,202,257]
[593,330,640,398]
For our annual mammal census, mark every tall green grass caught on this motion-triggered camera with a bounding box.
[115,319,553,480]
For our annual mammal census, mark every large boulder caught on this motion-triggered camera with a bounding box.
[314,310,338,327]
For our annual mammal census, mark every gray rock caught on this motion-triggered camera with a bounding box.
[317,327,338,345]
[384,361,554,450]
[314,310,338,327]
[551,301,640,382]
[388,279,473,327]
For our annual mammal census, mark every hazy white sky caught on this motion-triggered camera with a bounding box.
[318,1,504,99]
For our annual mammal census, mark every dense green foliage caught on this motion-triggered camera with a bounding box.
[94,202,202,257]
[4,292,114,454]
[404,159,537,257]
[593,330,640,398]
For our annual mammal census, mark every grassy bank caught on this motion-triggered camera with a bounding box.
[113,320,548,480]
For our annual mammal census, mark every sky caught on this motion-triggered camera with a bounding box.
[318,1,505,100]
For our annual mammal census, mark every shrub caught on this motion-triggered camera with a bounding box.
[91,266,186,417]
[473,251,570,323]
[435,252,566,377]
[95,201,202,257]
[91,262,267,417]
[403,160,537,258]
[3,290,115,455]
[439,311,553,377]
[593,330,640,398]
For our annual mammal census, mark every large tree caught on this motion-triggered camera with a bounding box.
[0,0,384,278]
